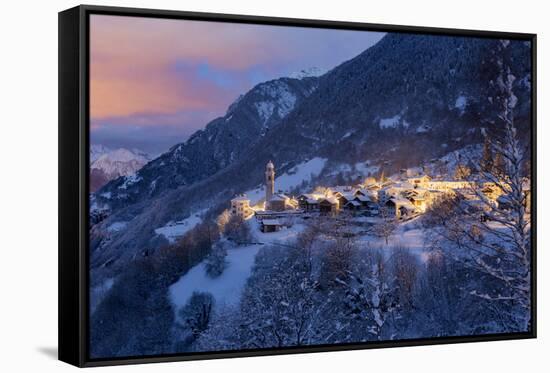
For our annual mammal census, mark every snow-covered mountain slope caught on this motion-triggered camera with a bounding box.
[90,144,112,163]
[89,33,531,282]
[95,75,320,207]
[289,67,327,80]
[90,148,150,192]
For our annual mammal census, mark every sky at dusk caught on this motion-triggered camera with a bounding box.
[90,15,384,155]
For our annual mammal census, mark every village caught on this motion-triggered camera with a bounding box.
[230,160,531,233]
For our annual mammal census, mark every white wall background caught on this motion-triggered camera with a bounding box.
[0,0,546,371]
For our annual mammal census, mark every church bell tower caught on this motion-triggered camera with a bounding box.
[265,160,275,204]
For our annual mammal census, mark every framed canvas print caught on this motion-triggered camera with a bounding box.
[58,5,537,367]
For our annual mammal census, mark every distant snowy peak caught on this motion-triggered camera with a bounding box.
[90,144,112,163]
[289,67,327,80]
[94,148,149,165]
[90,148,150,191]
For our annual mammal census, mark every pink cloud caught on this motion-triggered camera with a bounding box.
[90,15,383,122]
[89,15,383,153]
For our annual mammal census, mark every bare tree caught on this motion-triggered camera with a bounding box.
[454,164,471,180]
[216,209,231,230]
[224,215,252,243]
[372,206,397,245]
[391,247,420,310]
[320,236,357,287]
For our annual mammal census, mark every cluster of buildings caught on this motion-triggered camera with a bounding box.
[230,161,527,233]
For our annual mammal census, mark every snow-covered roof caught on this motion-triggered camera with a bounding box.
[399,203,416,211]
[231,195,249,202]
[256,209,304,217]
[319,197,339,205]
[339,192,356,201]
[389,196,416,210]
[262,219,282,226]
[365,183,381,190]
[355,188,375,196]
[463,199,490,210]
[299,193,323,200]
[355,195,371,202]
[346,201,361,207]
[397,182,415,189]
[269,194,288,202]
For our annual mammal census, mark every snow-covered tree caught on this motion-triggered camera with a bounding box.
[236,245,322,348]
[179,292,214,337]
[204,240,228,278]
[338,250,400,340]
[224,215,252,243]
[426,40,531,331]
[193,305,241,352]
[216,209,231,230]
[320,236,357,287]
[173,292,215,351]
[313,185,331,196]
[413,250,467,336]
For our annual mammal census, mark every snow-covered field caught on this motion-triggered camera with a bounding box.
[354,217,431,261]
[169,220,307,314]
[169,244,262,310]
[154,210,205,243]
[169,212,429,317]
[357,226,425,249]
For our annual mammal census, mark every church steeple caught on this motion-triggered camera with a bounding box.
[265,160,275,203]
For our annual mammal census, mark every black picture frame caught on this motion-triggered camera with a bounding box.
[59,4,537,367]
